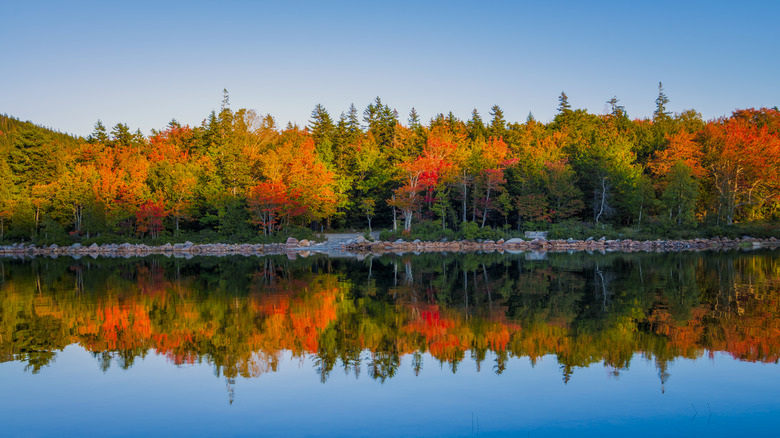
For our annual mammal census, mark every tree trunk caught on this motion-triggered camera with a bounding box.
[461,172,468,223]
[392,194,397,231]
[481,183,492,228]
[595,177,607,224]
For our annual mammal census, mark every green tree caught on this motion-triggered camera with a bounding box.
[489,105,506,139]
[654,82,671,122]
[558,91,571,113]
[88,120,109,144]
[661,162,699,226]
[309,104,335,164]
[360,198,376,233]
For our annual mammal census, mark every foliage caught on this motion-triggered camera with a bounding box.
[1,101,779,244]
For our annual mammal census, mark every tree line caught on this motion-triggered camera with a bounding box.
[1,85,778,243]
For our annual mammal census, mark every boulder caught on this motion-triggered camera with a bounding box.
[286,237,300,246]
[524,231,548,240]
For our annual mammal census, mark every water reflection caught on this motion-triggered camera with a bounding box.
[1,251,778,389]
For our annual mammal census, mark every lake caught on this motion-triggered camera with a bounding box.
[1,250,778,437]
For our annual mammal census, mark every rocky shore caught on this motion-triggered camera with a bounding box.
[0,238,318,258]
[0,236,778,258]
[341,235,780,254]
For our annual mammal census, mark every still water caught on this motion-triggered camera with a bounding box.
[1,250,778,437]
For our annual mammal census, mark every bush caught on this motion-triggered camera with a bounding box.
[378,229,394,241]
[459,221,480,240]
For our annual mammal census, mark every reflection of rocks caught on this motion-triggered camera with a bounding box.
[1,236,778,258]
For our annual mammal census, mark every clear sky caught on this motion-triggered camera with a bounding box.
[2,0,778,137]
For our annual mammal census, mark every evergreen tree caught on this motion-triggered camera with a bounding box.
[558,91,571,113]
[309,104,335,147]
[88,120,109,144]
[110,123,133,147]
[363,97,397,147]
[408,108,421,130]
[8,129,55,186]
[489,105,506,138]
[467,109,486,140]
[347,103,361,136]
[607,96,626,118]
[654,82,670,121]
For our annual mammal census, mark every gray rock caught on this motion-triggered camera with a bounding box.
[286,237,300,246]
[504,238,525,244]
[524,231,548,240]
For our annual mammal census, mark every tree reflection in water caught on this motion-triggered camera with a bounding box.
[1,251,778,389]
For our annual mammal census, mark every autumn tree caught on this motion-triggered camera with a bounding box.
[700,111,780,224]
[136,200,167,239]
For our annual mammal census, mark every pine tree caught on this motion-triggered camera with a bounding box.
[347,103,361,136]
[489,105,506,138]
[111,123,133,147]
[408,107,421,130]
[558,92,571,113]
[467,109,486,140]
[88,120,109,144]
[309,104,335,146]
[607,96,626,118]
[654,82,670,121]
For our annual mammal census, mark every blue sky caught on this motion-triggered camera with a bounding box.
[2,0,778,137]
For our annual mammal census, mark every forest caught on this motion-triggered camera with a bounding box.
[1,85,779,244]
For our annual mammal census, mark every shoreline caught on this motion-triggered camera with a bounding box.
[343,236,780,254]
[0,236,778,259]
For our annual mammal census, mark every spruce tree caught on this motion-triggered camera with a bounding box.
[654,82,670,121]
[558,92,571,113]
